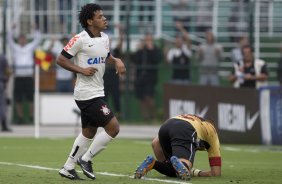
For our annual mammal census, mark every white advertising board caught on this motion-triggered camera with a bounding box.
[40,93,80,125]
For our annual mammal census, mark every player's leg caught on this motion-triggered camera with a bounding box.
[140,119,195,180]
[81,116,118,161]
[152,119,179,177]
[169,120,197,180]
[76,127,98,180]
[59,129,94,180]
[170,156,192,180]
[60,98,100,180]
[135,119,177,178]
[170,140,195,173]
[134,136,161,179]
[134,156,177,179]
[78,98,118,179]
[78,118,117,180]
[152,137,165,162]
[134,155,156,179]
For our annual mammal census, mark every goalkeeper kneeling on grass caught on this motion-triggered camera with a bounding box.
[134,114,221,181]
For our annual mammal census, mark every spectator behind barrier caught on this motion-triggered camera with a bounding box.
[131,33,162,122]
[44,36,74,92]
[7,23,42,124]
[104,24,124,119]
[196,30,223,86]
[230,36,249,64]
[165,21,192,84]
[228,45,268,88]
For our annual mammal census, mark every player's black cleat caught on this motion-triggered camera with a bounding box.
[77,156,96,180]
[59,167,83,180]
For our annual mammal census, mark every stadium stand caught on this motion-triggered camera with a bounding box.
[1,0,282,122]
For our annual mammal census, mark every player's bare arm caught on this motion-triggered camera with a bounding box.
[192,165,221,177]
[57,54,98,76]
[106,54,126,75]
[191,153,221,177]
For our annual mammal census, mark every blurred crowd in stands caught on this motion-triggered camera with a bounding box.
[1,0,282,129]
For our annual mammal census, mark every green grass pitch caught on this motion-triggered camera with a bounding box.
[0,138,281,184]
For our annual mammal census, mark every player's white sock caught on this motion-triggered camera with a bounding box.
[82,131,113,161]
[64,133,92,170]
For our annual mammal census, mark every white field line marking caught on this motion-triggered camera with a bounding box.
[128,176,191,184]
[222,146,260,153]
[222,147,241,152]
[0,162,191,184]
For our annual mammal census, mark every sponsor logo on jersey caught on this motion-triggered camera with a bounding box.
[64,35,80,51]
[100,105,111,115]
[87,57,106,64]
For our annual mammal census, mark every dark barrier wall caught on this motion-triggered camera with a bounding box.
[164,83,261,144]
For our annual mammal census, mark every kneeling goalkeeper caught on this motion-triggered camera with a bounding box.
[134,114,221,180]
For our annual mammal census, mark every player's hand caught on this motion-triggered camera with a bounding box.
[114,58,126,76]
[81,67,98,76]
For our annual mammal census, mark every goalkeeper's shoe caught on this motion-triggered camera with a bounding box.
[134,155,156,179]
[77,156,96,180]
[59,167,83,180]
[170,156,191,181]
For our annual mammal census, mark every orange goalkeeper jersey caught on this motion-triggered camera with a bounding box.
[173,114,221,166]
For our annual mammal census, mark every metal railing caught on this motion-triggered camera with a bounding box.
[1,0,281,59]
[1,0,282,122]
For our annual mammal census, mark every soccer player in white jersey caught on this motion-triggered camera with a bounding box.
[57,4,126,180]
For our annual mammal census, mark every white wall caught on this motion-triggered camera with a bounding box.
[40,93,80,125]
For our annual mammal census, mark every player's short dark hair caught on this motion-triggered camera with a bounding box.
[79,3,102,29]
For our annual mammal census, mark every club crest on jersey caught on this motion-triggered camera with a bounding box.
[100,105,111,115]
[87,57,106,64]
